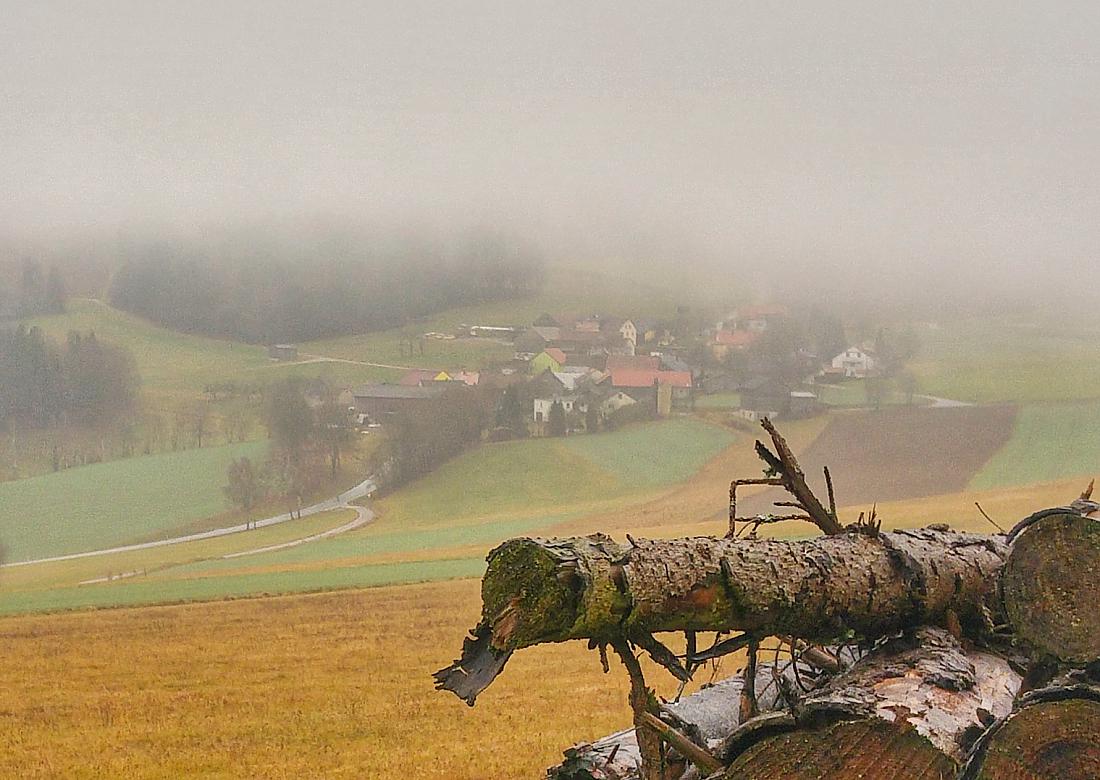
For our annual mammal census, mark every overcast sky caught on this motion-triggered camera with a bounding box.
[2,1,1098,296]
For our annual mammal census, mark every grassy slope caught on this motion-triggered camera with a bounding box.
[0,509,355,592]
[0,420,734,613]
[28,299,268,401]
[0,440,267,561]
[302,265,682,368]
[969,401,1100,489]
[28,299,399,404]
[696,392,741,409]
[910,316,1100,403]
[813,381,931,408]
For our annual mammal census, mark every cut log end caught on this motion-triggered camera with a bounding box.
[723,718,957,779]
[1003,511,1100,663]
[969,697,1100,779]
[480,536,628,650]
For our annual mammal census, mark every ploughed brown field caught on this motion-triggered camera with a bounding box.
[737,405,1018,517]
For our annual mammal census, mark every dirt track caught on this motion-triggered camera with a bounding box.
[737,405,1018,516]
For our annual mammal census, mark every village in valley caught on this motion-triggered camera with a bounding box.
[341,303,898,443]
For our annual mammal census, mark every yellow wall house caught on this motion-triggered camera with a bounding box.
[530,348,566,375]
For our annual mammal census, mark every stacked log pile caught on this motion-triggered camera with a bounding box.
[434,420,1100,779]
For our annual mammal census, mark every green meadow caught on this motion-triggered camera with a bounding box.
[910,316,1100,404]
[0,440,267,561]
[28,299,399,404]
[969,401,1100,489]
[0,419,735,614]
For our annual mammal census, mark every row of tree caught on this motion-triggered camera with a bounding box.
[109,232,544,344]
[0,259,67,319]
[224,378,357,517]
[378,387,496,488]
[0,326,138,430]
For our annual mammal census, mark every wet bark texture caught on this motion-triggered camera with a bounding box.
[435,529,1007,704]
[721,629,1021,779]
[432,476,1100,779]
[548,664,795,780]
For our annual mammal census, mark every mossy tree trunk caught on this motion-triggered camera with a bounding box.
[435,529,1007,705]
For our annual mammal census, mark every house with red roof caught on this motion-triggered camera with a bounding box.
[733,304,789,332]
[399,369,480,386]
[609,368,693,416]
[605,354,660,372]
[530,348,568,375]
[710,328,759,360]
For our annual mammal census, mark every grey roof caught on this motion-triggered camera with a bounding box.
[351,384,448,400]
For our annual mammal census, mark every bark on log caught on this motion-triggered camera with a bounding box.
[1003,508,1100,664]
[720,628,1022,779]
[548,665,796,780]
[961,680,1100,779]
[435,529,1007,704]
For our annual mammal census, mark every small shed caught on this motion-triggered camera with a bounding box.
[268,344,299,361]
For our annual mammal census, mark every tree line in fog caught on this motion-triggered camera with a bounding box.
[108,232,544,344]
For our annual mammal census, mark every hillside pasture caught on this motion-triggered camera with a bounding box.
[0,440,267,562]
[0,419,735,614]
[367,418,735,534]
[813,380,929,408]
[909,316,1100,403]
[0,509,355,593]
[28,299,400,404]
[969,400,1100,489]
[301,265,681,369]
[28,299,268,401]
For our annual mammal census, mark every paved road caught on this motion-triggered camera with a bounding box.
[220,504,372,559]
[296,354,416,371]
[3,477,377,569]
[915,394,973,408]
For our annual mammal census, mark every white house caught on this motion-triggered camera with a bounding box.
[831,347,877,378]
[600,391,637,416]
[618,319,638,347]
[533,395,581,422]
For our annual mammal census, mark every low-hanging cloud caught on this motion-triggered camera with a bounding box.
[1,1,1097,303]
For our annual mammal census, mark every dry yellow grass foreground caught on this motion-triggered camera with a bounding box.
[0,578,707,779]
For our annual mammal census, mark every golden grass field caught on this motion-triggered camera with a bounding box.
[0,470,1092,778]
[0,579,715,779]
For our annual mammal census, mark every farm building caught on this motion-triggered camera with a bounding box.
[399,369,480,387]
[710,329,758,360]
[533,394,581,423]
[530,348,567,375]
[731,304,789,332]
[609,368,693,416]
[267,344,299,361]
[513,329,547,359]
[739,380,820,421]
[831,346,877,378]
[350,383,448,421]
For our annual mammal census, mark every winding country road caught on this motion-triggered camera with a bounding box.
[3,477,377,569]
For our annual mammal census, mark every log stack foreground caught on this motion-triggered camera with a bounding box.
[434,421,1100,779]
